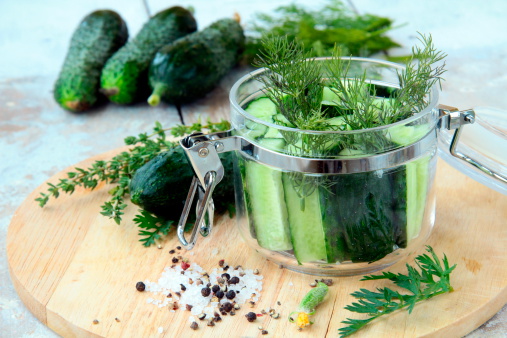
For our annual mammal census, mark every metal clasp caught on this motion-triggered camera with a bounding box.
[438,105,507,184]
[176,131,239,249]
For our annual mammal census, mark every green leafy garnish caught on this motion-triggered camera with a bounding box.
[244,0,401,64]
[339,246,456,337]
[36,118,231,245]
[252,33,445,155]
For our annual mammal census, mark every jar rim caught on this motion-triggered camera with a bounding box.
[229,56,440,135]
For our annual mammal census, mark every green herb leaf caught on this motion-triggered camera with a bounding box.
[338,246,456,337]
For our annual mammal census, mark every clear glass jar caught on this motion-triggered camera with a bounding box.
[228,57,439,276]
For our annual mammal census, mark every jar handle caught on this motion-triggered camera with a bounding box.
[438,105,507,184]
[176,131,239,249]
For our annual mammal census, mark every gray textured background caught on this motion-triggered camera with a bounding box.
[1,0,506,336]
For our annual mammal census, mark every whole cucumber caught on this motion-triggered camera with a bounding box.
[54,10,128,112]
[100,7,197,104]
[148,18,245,106]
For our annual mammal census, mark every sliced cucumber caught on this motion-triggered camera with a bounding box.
[245,97,277,121]
[406,154,431,242]
[273,114,295,127]
[244,161,292,251]
[282,174,327,264]
[258,138,286,151]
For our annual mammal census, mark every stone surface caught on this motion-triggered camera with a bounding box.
[1,0,506,337]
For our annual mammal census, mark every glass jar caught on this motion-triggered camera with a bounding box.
[177,57,502,276]
[228,58,438,276]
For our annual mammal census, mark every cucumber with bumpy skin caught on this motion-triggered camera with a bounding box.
[100,7,197,104]
[54,10,128,112]
[148,18,244,105]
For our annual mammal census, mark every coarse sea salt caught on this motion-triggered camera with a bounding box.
[143,260,263,316]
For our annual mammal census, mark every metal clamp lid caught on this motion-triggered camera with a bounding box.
[177,106,505,249]
[438,105,507,185]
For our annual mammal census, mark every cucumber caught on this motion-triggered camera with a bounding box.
[283,174,327,263]
[129,146,234,219]
[54,10,128,112]
[258,138,286,151]
[389,127,433,245]
[101,7,197,104]
[148,18,244,105]
[245,97,277,121]
[243,161,292,251]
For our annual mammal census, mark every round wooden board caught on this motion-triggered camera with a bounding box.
[7,148,507,337]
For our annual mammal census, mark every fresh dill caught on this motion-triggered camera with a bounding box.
[36,119,231,245]
[244,0,401,63]
[339,246,456,337]
[253,33,446,155]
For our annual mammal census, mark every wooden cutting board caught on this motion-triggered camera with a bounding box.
[7,148,507,337]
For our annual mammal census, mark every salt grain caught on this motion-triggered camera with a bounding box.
[141,260,263,319]
[158,327,163,333]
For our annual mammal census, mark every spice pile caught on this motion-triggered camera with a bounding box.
[138,254,264,328]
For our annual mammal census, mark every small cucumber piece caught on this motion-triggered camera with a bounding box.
[282,174,327,264]
[264,127,284,139]
[245,97,277,121]
[244,161,292,251]
[273,114,296,127]
[258,138,286,151]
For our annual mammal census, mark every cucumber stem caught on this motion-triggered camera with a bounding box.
[148,83,166,107]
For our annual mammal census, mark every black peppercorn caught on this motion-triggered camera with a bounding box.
[136,281,145,292]
[221,273,230,281]
[180,284,187,291]
[226,290,236,300]
[169,249,175,254]
[229,276,240,284]
[215,290,225,299]
[222,302,233,313]
[224,265,230,271]
[262,330,268,335]
[172,257,179,263]
[211,285,220,293]
[190,321,198,330]
[176,246,182,250]
[201,287,211,297]
[245,312,257,322]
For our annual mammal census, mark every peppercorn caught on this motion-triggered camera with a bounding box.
[211,285,220,294]
[229,276,240,284]
[222,302,233,313]
[136,281,145,292]
[180,284,187,291]
[190,321,198,330]
[226,290,236,300]
[93,319,99,324]
[245,312,257,322]
[262,330,268,335]
[177,246,182,250]
[186,304,193,311]
[218,259,225,267]
[198,313,206,320]
[230,311,236,316]
[224,265,230,271]
[172,257,179,263]
[215,290,225,299]
[201,287,211,297]
[221,273,230,281]
[169,249,175,254]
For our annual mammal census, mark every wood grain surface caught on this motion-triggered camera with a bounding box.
[6,149,507,337]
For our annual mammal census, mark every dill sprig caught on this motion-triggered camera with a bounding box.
[326,33,446,129]
[244,0,400,63]
[339,246,456,337]
[35,118,230,244]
